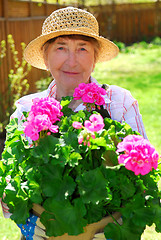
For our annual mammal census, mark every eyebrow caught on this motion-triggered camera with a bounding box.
[55,41,67,45]
[55,41,89,46]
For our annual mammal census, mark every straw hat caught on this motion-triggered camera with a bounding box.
[24,7,119,70]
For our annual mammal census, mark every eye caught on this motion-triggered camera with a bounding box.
[80,47,86,51]
[57,47,64,50]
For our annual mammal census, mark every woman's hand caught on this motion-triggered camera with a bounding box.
[17,213,48,240]
[93,233,112,240]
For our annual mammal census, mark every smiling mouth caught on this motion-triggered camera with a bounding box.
[63,71,79,75]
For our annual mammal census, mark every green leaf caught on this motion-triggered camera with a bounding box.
[43,175,76,200]
[151,204,161,232]
[10,198,30,224]
[28,180,43,204]
[0,161,6,175]
[104,220,143,240]
[91,137,108,148]
[119,175,136,199]
[60,96,74,116]
[5,118,18,134]
[76,168,110,204]
[11,141,27,163]
[43,199,87,237]
[40,164,76,200]
[56,144,73,166]
[63,131,80,151]
[85,201,107,224]
[31,135,59,163]
[4,187,31,224]
[68,152,82,167]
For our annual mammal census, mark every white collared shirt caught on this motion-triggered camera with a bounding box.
[12,76,147,138]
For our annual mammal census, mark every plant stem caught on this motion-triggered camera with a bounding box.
[88,147,93,168]
[106,210,121,226]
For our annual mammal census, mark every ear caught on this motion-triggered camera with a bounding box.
[43,46,49,70]
[92,62,96,72]
[44,55,49,70]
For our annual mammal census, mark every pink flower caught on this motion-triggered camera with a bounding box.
[72,121,83,129]
[24,123,39,141]
[73,82,106,107]
[84,114,104,132]
[94,94,105,106]
[23,97,63,141]
[31,97,63,123]
[78,135,84,144]
[82,91,95,103]
[33,115,52,132]
[72,114,104,146]
[49,125,59,133]
[73,83,86,100]
[78,131,96,146]
[117,135,160,175]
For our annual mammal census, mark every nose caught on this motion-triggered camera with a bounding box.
[67,51,77,68]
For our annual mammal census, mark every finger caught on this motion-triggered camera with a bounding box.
[32,235,45,240]
[35,225,48,238]
[93,238,112,240]
[28,214,46,231]
[93,233,106,239]
[117,217,123,225]
[36,217,46,230]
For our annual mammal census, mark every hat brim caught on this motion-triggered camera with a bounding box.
[24,29,119,70]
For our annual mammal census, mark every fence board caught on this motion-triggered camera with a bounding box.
[8,1,29,18]
[0,0,2,17]
[32,2,46,16]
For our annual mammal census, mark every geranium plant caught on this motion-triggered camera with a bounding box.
[0,82,161,240]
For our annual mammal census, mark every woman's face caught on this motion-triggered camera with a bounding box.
[44,37,96,93]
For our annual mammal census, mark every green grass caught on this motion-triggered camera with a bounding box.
[1,44,161,239]
[0,207,20,240]
[93,46,161,154]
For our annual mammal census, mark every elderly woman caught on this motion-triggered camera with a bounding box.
[1,6,147,240]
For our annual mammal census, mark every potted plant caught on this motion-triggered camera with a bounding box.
[0,82,161,240]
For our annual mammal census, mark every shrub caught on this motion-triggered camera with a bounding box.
[0,40,6,63]
[0,35,31,133]
[36,76,52,92]
[150,36,161,46]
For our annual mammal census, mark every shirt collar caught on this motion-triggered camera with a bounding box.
[47,76,111,105]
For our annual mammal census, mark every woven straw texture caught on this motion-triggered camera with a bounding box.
[24,7,119,70]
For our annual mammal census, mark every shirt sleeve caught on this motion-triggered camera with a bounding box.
[122,99,147,139]
[107,85,147,139]
[0,198,12,218]
[0,176,12,218]
[10,90,49,122]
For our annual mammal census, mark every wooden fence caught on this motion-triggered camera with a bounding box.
[0,0,161,121]
[89,1,161,44]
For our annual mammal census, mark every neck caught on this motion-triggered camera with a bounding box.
[56,85,83,111]
[55,77,92,101]
[56,87,74,102]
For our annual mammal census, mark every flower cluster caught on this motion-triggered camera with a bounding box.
[23,97,63,141]
[73,82,106,109]
[117,135,159,175]
[72,114,104,146]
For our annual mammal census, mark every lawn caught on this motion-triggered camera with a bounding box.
[1,42,161,239]
[93,44,161,154]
